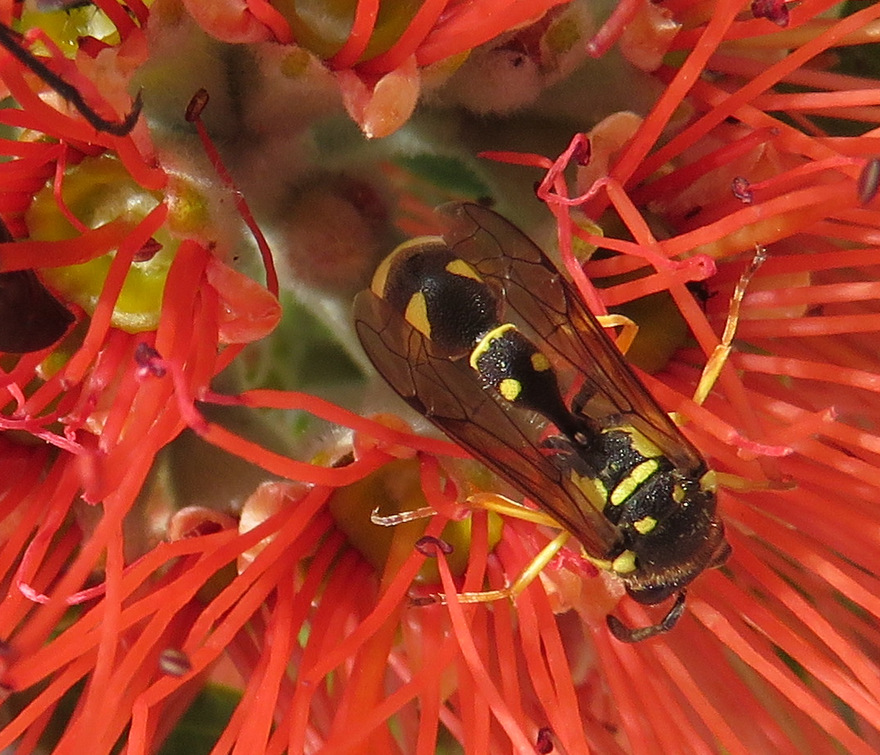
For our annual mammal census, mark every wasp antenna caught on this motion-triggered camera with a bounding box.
[0,22,141,136]
[606,591,688,643]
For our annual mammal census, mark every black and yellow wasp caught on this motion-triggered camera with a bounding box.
[354,202,731,642]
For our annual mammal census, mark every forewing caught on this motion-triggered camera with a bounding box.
[438,202,705,475]
[354,288,620,557]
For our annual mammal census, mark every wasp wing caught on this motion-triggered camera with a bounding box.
[354,288,621,558]
[438,202,706,476]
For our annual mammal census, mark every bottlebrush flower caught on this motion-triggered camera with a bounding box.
[1,1,880,754]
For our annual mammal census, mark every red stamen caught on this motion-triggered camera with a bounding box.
[90,1,138,37]
[206,388,466,459]
[358,0,448,74]
[586,0,642,58]
[478,150,554,170]
[62,204,168,385]
[185,89,279,297]
[416,452,461,521]
[245,0,293,43]
[52,146,89,234]
[690,597,876,754]
[508,551,591,749]
[328,0,379,69]
[301,515,448,689]
[436,551,535,752]
[608,0,744,198]
[0,220,130,270]
[415,0,569,67]
[635,5,880,189]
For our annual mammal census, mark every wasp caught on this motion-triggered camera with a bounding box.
[354,202,734,642]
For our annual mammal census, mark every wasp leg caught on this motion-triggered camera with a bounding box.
[709,470,796,492]
[689,248,767,408]
[375,494,573,605]
[416,530,572,606]
[606,590,688,643]
[372,490,566,528]
[466,493,563,528]
[414,493,567,605]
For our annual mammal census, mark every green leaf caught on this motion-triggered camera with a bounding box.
[159,684,242,755]
[394,154,491,198]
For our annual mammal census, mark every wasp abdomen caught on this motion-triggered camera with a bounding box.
[371,238,499,357]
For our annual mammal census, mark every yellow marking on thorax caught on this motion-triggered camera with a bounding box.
[626,428,663,459]
[445,258,482,281]
[633,516,657,535]
[700,470,718,492]
[610,459,660,506]
[569,470,607,512]
[498,378,522,402]
[586,549,637,575]
[470,322,515,370]
[404,292,431,338]
[530,352,551,372]
[611,550,637,574]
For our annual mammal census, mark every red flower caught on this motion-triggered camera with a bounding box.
[1,1,879,753]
